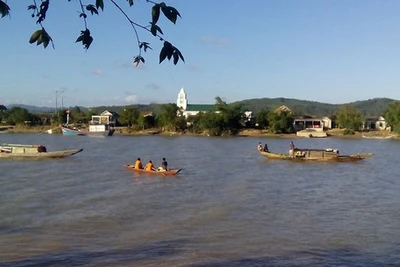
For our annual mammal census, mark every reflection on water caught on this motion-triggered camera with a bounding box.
[0,134,400,266]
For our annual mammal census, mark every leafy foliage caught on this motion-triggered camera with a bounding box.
[0,0,11,18]
[2,107,34,125]
[119,107,140,127]
[254,108,270,129]
[268,111,294,133]
[2,1,184,66]
[335,104,363,131]
[384,101,400,133]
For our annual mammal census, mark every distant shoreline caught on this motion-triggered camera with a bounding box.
[1,125,398,139]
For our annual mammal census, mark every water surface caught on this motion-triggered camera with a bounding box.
[0,134,399,266]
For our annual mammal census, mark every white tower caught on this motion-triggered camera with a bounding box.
[177,87,188,110]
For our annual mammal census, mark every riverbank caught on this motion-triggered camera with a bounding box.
[1,125,398,139]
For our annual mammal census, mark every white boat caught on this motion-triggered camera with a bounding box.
[0,143,83,159]
[88,111,116,137]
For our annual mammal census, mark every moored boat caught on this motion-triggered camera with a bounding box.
[258,142,373,162]
[61,126,87,136]
[0,143,83,159]
[362,134,395,139]
[125,164,182,175]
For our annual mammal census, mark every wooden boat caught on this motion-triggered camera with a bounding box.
[125,164,182,176]
[61,126,86,136]
[258,146,373,162]
[0,143,83,159]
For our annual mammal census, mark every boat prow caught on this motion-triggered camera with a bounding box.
[125,164,182,176]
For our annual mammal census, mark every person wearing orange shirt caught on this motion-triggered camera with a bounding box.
[134,158,143,169]
[145,160,156,171]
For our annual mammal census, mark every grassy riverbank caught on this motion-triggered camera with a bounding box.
[2,125,398,139]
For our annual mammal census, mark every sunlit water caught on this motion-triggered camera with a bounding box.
[0,133,399,266]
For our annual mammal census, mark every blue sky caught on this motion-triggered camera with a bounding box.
[1,0,400,108]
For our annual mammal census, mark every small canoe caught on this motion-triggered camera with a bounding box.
[125,164,182,176]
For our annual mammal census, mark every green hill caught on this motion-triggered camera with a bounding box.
[234,97,396,117]
[7,97,397,118]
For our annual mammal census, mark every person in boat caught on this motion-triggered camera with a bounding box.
[289,141,295,157]
[145,160,156,171]
[263,144,269,152]
[158,158,168,171]
[257,142,263,151]
[134,158,143,169]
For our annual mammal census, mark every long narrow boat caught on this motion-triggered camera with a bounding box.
[362,134,395,139]
[125,164,182,176]
[0,143,83,159]
[258,143,373,162]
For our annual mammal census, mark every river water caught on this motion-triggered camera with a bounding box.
[0,133,399,267]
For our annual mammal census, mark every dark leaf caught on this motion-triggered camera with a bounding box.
[139,42,152,52]
[150,24,157,36]
[159,47,168,64]
[75,35,84,42]
[127,0,134,7]
[133,56,145,67]
[41,28,52,48]
[76,29,93,50]
[86,5,98,15]
[152,4,160,24]
[29,29,42,44]
[0,0,11,18]
[159,41,173,64]
[95,0,104,11]
[27,4,36,10]
[161,6,180,24]
[173,52,179,65]
[36,0,49,24]
[150,24,163,36]
[79,13,87,19]
[176,49,185,62]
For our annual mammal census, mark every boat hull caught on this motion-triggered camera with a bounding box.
[0,148,83,159]
[259,150,373,162]
[61,126,86,136]
[125,165,182,175]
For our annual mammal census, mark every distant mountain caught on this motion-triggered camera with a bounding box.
[7,97,397,117]
[6,104,56,113]
[233,97,396,117]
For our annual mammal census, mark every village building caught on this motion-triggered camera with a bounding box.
[176,87,253,121]
[176,87,216,118]
[363,116,388,130]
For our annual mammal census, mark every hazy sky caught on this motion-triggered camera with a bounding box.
[1,0,400,107]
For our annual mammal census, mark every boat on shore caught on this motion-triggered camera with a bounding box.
[258,142,373,162]
[0,143,83,159]
[125,164,182,176]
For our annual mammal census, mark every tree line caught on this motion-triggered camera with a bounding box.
[2,99,400,135]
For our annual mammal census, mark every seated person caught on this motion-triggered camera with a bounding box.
[263,144,269,152]
[134,158,143,169]
[257,142,263,151]
[145,160,156,171]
